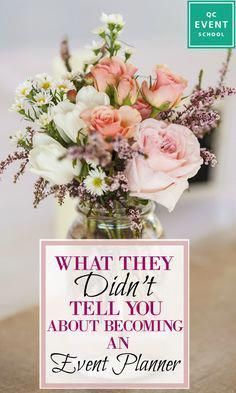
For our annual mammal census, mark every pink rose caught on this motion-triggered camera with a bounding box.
[81,106,120,137]
[81,105,141,138]
[91,56,137,92]
[115,75,139,105]
[125,119,203,211]
[133,98,152,120]
[119,106,142,138]
[141,65,187,110]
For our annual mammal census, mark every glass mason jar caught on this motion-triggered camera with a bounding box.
[67,201,163,239]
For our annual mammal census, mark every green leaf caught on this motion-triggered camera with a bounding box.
[150,101,171,117]
[76,128,87,146]
[122,95,132,106]
[79,160,89,179]
[106,84,116,106]
[157,101,171,111]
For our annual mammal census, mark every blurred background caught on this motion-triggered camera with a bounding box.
[0,0,236,319]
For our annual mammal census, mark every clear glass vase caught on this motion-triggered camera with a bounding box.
[67,201,163,239]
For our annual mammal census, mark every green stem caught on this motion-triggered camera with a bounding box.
[104,224,117,239]
[150,107,160,118]
[115,220,122,239]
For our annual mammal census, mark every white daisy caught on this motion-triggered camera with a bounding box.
[84,168,108,196]
[15,80,32,99]
[35,73,53,91]
[100,12,125,27]
[37,112,52,127]
[124,47,133,56]
[54,79,75,93]
[9,99,25,112]
[86,40,103,51]
[92,26,107,35]
[114,41,121,50]
[35,72,49,80]
[9,130,25,145]
[34,92,52,107]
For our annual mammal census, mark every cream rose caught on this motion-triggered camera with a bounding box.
[52,87,110,142]
[76,86,110,108]
[125,119,203,211]
[29,134,81,184]
[52,100,87,143]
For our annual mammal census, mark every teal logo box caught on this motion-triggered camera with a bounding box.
[188,1,235,48]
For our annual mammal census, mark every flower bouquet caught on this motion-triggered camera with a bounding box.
[1,13,235,238]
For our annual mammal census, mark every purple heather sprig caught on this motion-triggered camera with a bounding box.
[171,86,236,138]
[67,180,97,204]
[200,148,217,167]
[33,179,71,207]
[127,207,143,235]
[13,158,29,183]
[0,150,29,182]
[188,86,236,109]
[33,177,49,207]
[53,184,69,205]
[60,37,72,72]
[113,137,138,160]
[67,133,111,168]
[218,49,232,89]
[176,108,220,138]
[109,171,129,192]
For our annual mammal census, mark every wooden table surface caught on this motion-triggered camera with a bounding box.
[1,231,236,393]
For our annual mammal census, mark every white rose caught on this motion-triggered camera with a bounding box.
[52,100,87,143]
[76,86,110,108]
[29,134,81,185]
